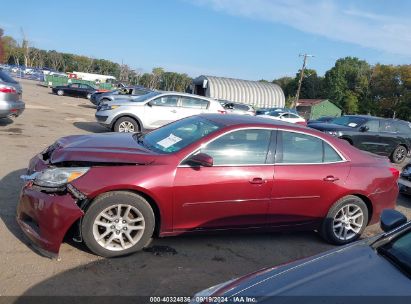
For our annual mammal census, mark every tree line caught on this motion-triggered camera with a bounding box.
[271,57,411,121]
[0,29,192,92]
[0,29,410,120]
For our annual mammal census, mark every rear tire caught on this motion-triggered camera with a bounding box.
[320,195,368,245]
[57,90,64,96]
[114,117,139,133]
[81,191,155,257]
[391,145,407,164]
[86,93,92,100]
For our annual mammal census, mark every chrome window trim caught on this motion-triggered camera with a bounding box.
[177,126,348,168]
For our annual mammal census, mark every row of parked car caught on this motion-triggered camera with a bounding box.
[48,81,411,166]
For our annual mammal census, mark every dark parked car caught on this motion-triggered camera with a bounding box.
[398,162,411,195]
[0,69,25,119]
[52,83,98,99]
[18,114,398,258]
[192,209,411,299]
[307,116,336,125]
[310,115,411,163]
[89,86,152,106]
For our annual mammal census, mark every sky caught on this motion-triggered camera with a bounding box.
[1,0,410,80]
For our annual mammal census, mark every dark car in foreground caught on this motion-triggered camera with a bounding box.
[0,69,25,119]
[310,115,411,163]
[52,83,99,99]
[18,114,398,258]
[90,86,152,105]
[193,209,411,300]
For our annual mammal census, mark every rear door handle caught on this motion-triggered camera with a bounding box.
[323,175,339,182]
[249,177,266,184]
[170,109,177,113]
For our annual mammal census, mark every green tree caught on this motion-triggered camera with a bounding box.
[324,57,372,114]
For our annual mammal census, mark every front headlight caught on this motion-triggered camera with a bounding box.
[326,130,341,137]
[100,104,120,111]
[34,167,90,187]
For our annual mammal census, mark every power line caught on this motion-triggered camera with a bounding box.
[292,53,315,109]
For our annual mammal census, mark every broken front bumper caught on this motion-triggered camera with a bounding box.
[16,183,84,258]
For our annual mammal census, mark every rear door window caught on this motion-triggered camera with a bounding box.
[180,97,209,109]
[277,131,343,164]
[380,121,397,133]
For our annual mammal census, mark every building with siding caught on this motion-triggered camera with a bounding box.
[193,75,285,108]
[296,99,342,120]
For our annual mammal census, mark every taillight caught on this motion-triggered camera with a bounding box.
[390,167,400,180]
[0,86,17,94]
[218,110,227,114]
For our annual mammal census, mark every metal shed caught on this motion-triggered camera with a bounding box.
[193,75,285,108]
[296,99,342,120]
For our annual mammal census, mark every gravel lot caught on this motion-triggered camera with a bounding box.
[0,79,410,297]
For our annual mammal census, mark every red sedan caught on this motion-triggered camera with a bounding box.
[17,114,399,258]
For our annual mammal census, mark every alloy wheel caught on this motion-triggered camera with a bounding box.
[92,204,145,251]
[332,204,364,241]
[394,146,406,163]
[118,121,135,132]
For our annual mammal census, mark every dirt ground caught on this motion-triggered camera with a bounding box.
[0,79,410,297]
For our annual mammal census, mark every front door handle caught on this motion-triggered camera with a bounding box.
[249,177,266,184]
[170,109,177,113]
[323,175,339,182]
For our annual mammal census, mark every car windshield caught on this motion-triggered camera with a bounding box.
[0,69,18,83]
[331,116,366,128]
[378,229,411,278]
[136,116,222,154]
[131,91,160,102]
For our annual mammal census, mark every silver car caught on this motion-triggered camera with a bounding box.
[0,69,25,119]
[90,86,152,106]
[220,100,256,115]
[95,91,226,132]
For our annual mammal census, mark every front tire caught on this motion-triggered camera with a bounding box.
[86,93,92,100]
[320,195,368,245]
[114,117,139,133]
[81,191,155,257]
[391,145,407,164]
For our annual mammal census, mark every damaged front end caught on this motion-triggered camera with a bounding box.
[17,135,155,259]
[17,148,91,259]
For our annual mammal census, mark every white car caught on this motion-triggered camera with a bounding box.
[95,91,227,132]
[258,111,307,126]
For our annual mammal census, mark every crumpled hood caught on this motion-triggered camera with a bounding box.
[48,133,158,165]
[212,241,411,297]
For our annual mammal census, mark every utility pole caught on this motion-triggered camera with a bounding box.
[292,53,314,109]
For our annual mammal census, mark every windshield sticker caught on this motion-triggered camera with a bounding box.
[157,134,182,148]
[348,123,357,127]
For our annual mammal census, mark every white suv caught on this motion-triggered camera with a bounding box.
[95,91,227,132]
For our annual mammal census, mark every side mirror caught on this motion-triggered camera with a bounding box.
[380,209,407,232]
[146,100,153,107]
[185,153,213,167]
[359,125,369,132]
